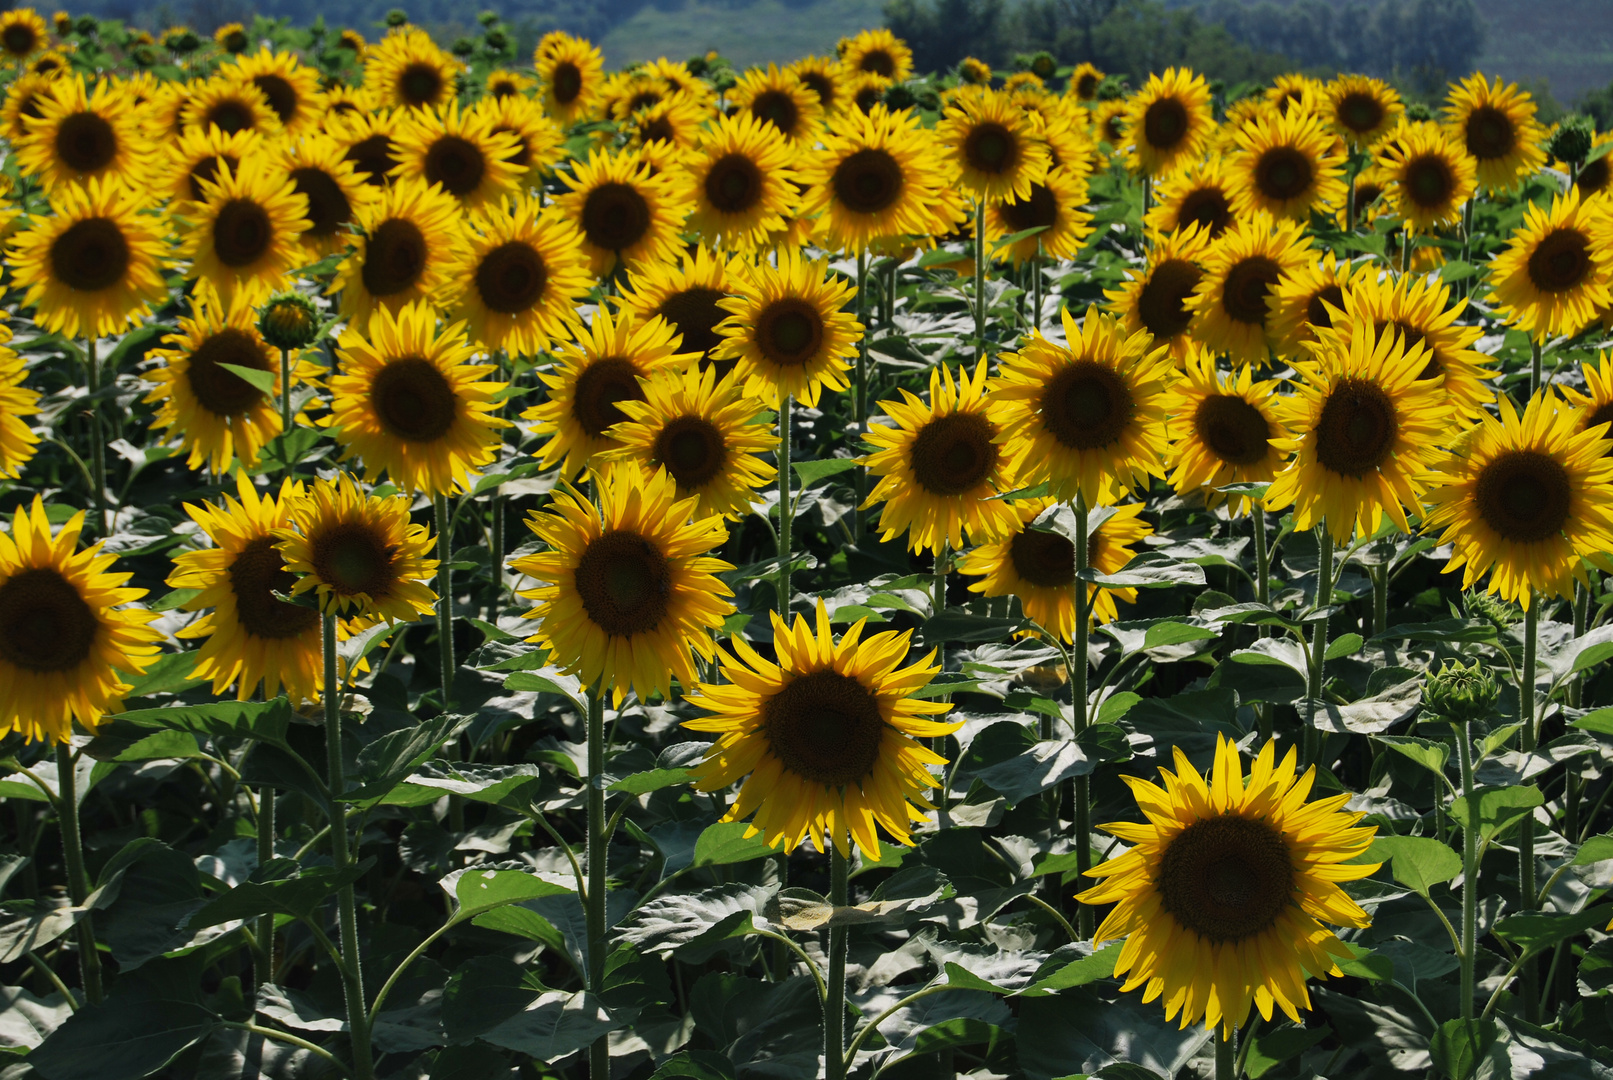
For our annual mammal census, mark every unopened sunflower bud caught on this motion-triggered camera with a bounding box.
[1029,52,1056,79]
[1462,589,1519,631]
[1547,116,1594,165]
[1424,658,1499,725]
[385,9,409,27]
[258,293,321,351]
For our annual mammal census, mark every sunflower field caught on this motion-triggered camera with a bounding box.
[2,9,1613,1080]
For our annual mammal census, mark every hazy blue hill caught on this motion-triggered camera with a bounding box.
[600,0,883,67]
[1471,0,1613,101]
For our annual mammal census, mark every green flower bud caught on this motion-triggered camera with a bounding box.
[1029,51,1056,79]
[385,9,409,28]
[1462,590,1520,631]
[258,293,321,351]
[1424,658,1499,725]
[1547,116,1595,165]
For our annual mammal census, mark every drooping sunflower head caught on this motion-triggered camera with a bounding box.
[1106,222,1212,357]
[1325,73,1401,147]
[227,48,321,135]
[15,73,150,192]
[684,599,955,861]
[1077,734,1379,1039]
[0,317,42,480]
[1186,210,1313,367]
[990,304,1175,506]
[557,147,690,278]
[274,470,439,623]
[712,249,862,408]
[535,31,604,126]
[1145,155,1238,240]
[332,177,466,325]
[839,27,913,84]
[527,307,697,478]
[183,157,311,310]
[363,27,461,112]
[618,245,741,376]
[731,63,825,147]
[330,299,509,496]
[513,466,735,706]
[392,100,524,210]
[1125,66,1214,178]
[1228,107,1346,221]
[0,496,162,744]
[936,88,1051,205]
[1168,344,1290,514]
[986,163,1094,267]
[0,9,49,60]
[1423,390,1613,610]
[1376,119,1477,234]
[181,74,283,139]
[450,194,591,357]
[1487,186,1613,342]
[8,174,169,340]
[1265,320,1448,544]
[600,362,777,520]
[1443,72,1547,193]
[686,111,799,254]
[278,132,375,256]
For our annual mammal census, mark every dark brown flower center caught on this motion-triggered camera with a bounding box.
[908,411,997,495]
[188,153,238,202]
[1136,258,1202,340]
[1576,156,1609,198]
[1371,318,1438,379]
[581,181,651,252]
[1255,145,1313,202]
[1040,358,1134,450]
[251,74,297,123]
[763,669,886,785]
[1314,376,1397,476]
[212,198,274,268]
[798,70,834,108]
[1142,97,1189,151]
[2,23,39,56]
[1464,104,1515,161]
[574,529,670,636]
[345,134,399,187]
[657,287,727,361]
[653,414,728,489]
[1355,180,1383,208]
[370,357,456,442]
[310,521,397,597]
[1075,73,1098,99]
[361,217,428,297]
[1220,255,1282,326]
[205,99,255,135]
[1194,394,1270,466]
[854,84,883,115]
[424,134,486,196]
[1526,227,1591,293]
[1474,449,1572,542]
[705,152,763,214]
[1158,814,1295,943]
[626,89,661,115]
[399,62,444,107]
[858,48,895,77]
[476,240,548,314]
[832,148,903,215]
[1585,403,1613,454]
[1337,91,1383,134]
[755,298,824,367]
[0,568,98,673]
[963,120,1016,175]
[49,217,130,291]
[1009,527,1075,588]
[292,166,352,239]
[750,89,800,136]
[1305,284,1345,331]
[229,535,318,640]
[999,182,1057,233]
[1176,185,1233,238]
[187,327,272,416]
[571,356,644,438]
[1404,154,1455,209]
[55,111,117,173]
[551,61,582,105]
[492,124,531,169]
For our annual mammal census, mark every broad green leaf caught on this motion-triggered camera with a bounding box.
[648,1051,737,1080]
[1336,942,1392,981]
[216,362,276,394]
[1571,707,1613,735]
[692,821,779,867]
[477,990,621,1063]
[609,768,694,795]
[1325,632,1363,660]
[922,611,1023,645]
[1369,835,1460,897]
[1449,784,1544,842]
[1080,551,1206,589]
[503,669,590,713]
[1376,736,1450,780]
[24,998,217,1080]
[1020,943,1122,995]
[1245,1024,1332,1079]
[1492,905,1613,953]
[188,859,372,927]
[341,712,474,802]
[122,651,207,699]
[117,698,293,745]
[1429,1018,1497,1080]
[85,729,203,764]
[791,458,859,485]
[1572,833,1613,866]
[444,865,573,923]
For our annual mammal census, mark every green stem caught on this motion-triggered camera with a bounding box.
[825,847,849,1080]
[1253,506,1272,742]
[489,486,505,611]
[324,614,373,1080]
[1458,719,1478,1021]
[854,253,870,537]
[586,686,608,1080]
[1518,597,1540,1019]
[256,782,275,990]
[933,538,950,827]
[1215,1027,1236,1080]
[279,347,293,432]
[1400,229,1412,275]
[778,395,792,615]
[1031,244,1043,330]
[52,743,101,1005]
[83,337,108,537]
[841,983,953,1065]
[1304,526,1335,767]
[217,1021,348,1073]
[1072,493,1092,939]
[434,493,455,709]
[973,202,986,359]
[1567,580,1590,840]
[1530,339,1543,398]
[1371,563,1388,638]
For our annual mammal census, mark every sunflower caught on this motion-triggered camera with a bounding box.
[1092,98,1128,149]
[182,75,283,138]
[617,246,743,375]
[600,362,777,520]
[1077,735,1379,1039]
[320,84,372,131]
[1563,352,1613,449]
[1324,74,1400,148]
[605,70,670,122]
[26,47,64,77]
[228,49,320,136]
[1376,120,1476,234]
[527,308,695,478]
[484,69,531,100]
[9,176,168,340]
[991,304,1174,506]
[847,72,891,116]
[0,320,41,479]
[1268,250,1365,361]
[512,466,734,705]
[337,108,402,187]
[1106,223,1213,358]
[144,293,297,473]
[1126,67,1214,178]
[959,497,1153,637]
[336,28,367,58]
[165,124,261,205]
[731,64,824,147]
[170,473,348,703]
[628,93,707,152]
[1168,345,1290,514]
[278,133,374,256]
[684,112,798,253]
[1443,73,1547,193]
[392,101,523,210]
[789,55,844,114]
[1320,272,1496,419]
[16,74,149,191]
[1422,391,1613,609]
[213,21,250,54]
[0,497,162,744]
[1145,156,1238,239]
[536,32,603,126]
[473,92,563,186]
[797,103,962,253]
[328,300,508,496]
[1227,107,1346,221]
[685,599,953,860]
[1068,62,1104,104]
[840,27,913,83]
[363,27,460,112]
[1572,132,1613,201]
[142,80,190,142]
[2,72,58,143]
[1187,211,1313,367]
[1487,188,1613,341]
[985,165,1094,267]
[1033,105,1097,176]
[557,147,689,278]
[645,56,714,109]
[861,357,1020,552]
[449,195,592,357]
[1266,73,1324,118]
[182,159,311,309]
[1264,321,1447,544]
[712,250,861,408]
[331,178,465,324]
[0,8,49,61]
[937,89,1051,204]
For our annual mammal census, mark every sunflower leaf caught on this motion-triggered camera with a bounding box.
[215,362,276,395]
[1369,835,1461,897]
